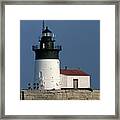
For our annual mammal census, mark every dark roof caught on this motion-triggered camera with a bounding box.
[60,69,89,76]
[42,26,52,33]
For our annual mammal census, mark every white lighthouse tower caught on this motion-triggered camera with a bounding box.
[32,21,62,90]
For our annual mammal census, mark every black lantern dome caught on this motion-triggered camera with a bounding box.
[41,26,53,39]
[42,26,52,33]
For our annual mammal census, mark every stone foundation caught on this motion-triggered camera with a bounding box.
[20,89,100,100]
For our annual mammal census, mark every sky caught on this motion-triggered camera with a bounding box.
[20,20,100,90]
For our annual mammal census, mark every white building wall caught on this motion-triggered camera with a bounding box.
[61,74,90,88]
[66,76,73,88]
[35,59,61,89]
[78,76,90,88]
[60,74,67,88]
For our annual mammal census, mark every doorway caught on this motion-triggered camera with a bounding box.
[73,79,78,89]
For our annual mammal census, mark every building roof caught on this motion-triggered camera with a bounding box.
[60,69,89,76]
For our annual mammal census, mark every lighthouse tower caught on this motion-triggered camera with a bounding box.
[32,22,62,90]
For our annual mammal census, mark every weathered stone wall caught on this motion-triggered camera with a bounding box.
[20,89,100,100]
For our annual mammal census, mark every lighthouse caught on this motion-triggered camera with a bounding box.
[32,21,62,90]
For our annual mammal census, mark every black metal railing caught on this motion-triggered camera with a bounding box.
[32,45,40,51]
[55,45,62,50]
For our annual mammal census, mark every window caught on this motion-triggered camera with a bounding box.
[43,43,45,48]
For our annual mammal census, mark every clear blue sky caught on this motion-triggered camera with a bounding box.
[20,20,100,89]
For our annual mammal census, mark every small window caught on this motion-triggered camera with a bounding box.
[43,43,45,48]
